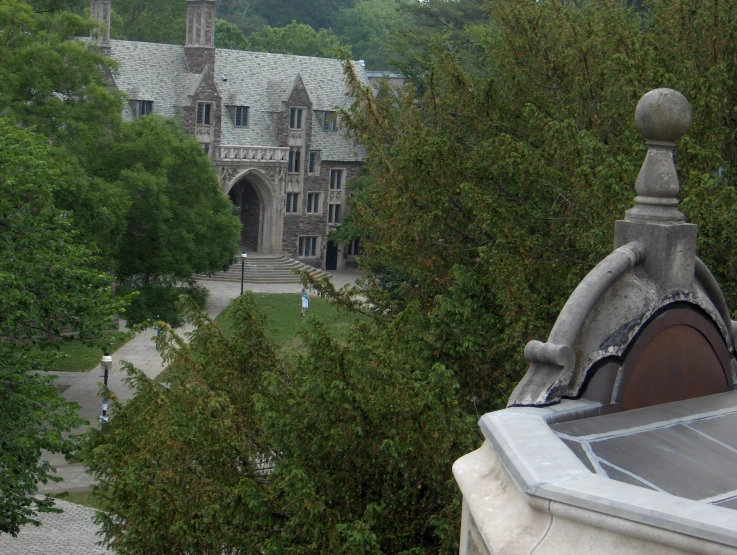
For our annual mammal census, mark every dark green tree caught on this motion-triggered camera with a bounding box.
[109,0,186,44]
[82,293,475,553]
[247,21,349,58]
[217,0,266,35]
[251,0,356,31]
[215,18,250,50]
[336,0,410,69]
[98,116,241,282]
[0,0,124,159]
[0,119,125,536]
[338,0,737,411]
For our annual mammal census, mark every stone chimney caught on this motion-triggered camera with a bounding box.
[90,0,112,56]
[185,0,216,74]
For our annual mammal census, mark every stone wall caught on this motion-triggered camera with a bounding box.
[276,79,313,149]
[184,46,215,74]
[281,161,360,257]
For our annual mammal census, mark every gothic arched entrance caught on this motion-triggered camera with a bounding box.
[225,170,283,254]
[229,180,261,250]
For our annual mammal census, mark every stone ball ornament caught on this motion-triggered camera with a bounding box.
[635,88,692,143]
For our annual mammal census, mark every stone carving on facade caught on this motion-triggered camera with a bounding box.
[219,165,237,187]
[218,145,288,163]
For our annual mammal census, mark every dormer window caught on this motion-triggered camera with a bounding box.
[320,111,337,131]
[132,100,153,117]
[197,102,212,125]
[290,107,304,129]
[226,105,248,127]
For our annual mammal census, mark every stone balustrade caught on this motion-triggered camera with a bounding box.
[218,145,289,163]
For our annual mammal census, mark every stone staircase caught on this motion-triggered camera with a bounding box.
[195,254,327,284]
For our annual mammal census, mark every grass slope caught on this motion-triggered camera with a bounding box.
[216,292,361,348]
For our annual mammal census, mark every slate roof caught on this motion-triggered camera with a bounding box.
[105,39,366,162]
[107,40,188,119]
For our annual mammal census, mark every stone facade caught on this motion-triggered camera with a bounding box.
[90,0,366,269]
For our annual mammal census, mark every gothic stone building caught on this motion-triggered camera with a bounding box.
[89,0,366,270]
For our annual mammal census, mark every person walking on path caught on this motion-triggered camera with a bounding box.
[301,288,309,316]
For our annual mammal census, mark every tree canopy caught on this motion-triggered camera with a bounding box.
[338,0,737,412]
[97,116,240,281]
[0,0,240,530]
[0,119,125,536]
[247,21,347,58]
[65,0,737,552]
[113,0,411,68]
[82,294,474,553]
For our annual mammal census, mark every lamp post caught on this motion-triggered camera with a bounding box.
[100,352,112,424]
[240,250,248,295]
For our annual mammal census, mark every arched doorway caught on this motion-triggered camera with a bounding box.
[225,170,283,254]
[228,180,261,251]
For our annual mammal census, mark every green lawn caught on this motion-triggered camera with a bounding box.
[157,293,363,384]
[46,332,132,373]
[216,293,363,348]
[51,490,106,511]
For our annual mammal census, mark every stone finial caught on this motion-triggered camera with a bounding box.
[625,88,691,223]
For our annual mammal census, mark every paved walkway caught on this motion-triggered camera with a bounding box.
[0,271,360,552]
[0,499,113,555]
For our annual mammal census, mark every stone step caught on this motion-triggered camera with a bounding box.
[195,255,326,284]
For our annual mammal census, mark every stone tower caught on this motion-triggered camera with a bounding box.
[89,0,112,56]
[185,0,216,73]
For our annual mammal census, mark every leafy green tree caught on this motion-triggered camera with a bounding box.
[109,0,186,44]
[82,297,275,553]
[252,0,357,31]
[0,119,125,536]
[247,21,349,58]
[98,116,241,282]
[217,0,266,35]
[215,18,250,50]
[83,293,475,553]
[0,0,124,158]
[338,0,737,411]
[0,0,130,266]
[336,0,410,69]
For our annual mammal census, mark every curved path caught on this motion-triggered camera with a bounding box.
[0,272,360,553]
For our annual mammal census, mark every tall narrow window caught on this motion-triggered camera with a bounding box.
[197,102,211,125]
[138,100,153,116]
[328,204,342,224]
[329,169,344,190]
[234,106,248,127]
[286,193,299,213]
[306,193,320,213]
[290,107,304,129]
[308,151,318,174]
[288,148,301,173]
[321,111,336,131]
[298,236,318,256]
